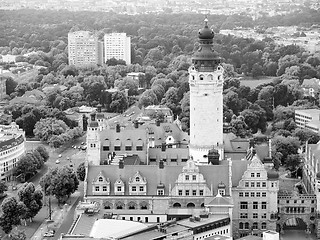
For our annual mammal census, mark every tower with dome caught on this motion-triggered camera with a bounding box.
[188,18,224,164]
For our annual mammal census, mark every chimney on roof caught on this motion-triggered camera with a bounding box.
[207,149,219,165]
[119,159,124,169]
[90,112,96,121]
[161,143,166,152]
[159,159,164,169]
[116,124,120,133]
[97,104,102,113]
[134,120,139,128]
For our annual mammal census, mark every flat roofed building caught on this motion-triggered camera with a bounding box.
[0,76,6,100]
[68,31,103,66]
[295,109,320,133]
[104,33,131,65]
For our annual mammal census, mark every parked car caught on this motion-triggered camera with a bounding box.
[55,159,60,164]
[43,229,55,237]
[58,154,62,158]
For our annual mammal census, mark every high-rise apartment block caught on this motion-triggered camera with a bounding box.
[68,31,103,66]
[104,32,131,65]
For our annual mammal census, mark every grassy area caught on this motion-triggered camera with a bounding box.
[240,76,276,88]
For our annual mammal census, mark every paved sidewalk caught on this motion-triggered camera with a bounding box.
[30,191,81,240]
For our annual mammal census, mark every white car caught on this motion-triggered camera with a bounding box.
[58,154,62,158]
[55,159,60,164]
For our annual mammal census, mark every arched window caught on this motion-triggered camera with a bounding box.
[200,203,205,208]
[199,75,204,80]
[261,222,267,230]
[140,201,148,210]
[244,222,249,229]
[239,222,244,229]
[128,201,137,210]
[208,74,213,81]
[187,202,195,208]
[173,202,181,208]
[135,176,140,182]
[98,177,103,182]
[115,201,124,209]
[253,222,258,230]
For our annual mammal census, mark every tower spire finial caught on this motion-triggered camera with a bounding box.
[204,16,208,27]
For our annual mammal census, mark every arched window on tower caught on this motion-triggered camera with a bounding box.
[199,75,204,80]
[208,75,213,81]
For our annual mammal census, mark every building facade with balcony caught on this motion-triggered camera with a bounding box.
[0,122,25,181]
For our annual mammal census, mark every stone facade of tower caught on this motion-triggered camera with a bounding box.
[86,113,101,165]
[188,19,224,164]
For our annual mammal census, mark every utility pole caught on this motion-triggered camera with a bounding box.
[48,196,52,221]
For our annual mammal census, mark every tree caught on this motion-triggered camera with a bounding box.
[5,77,18,96]
[33,117,69,142]
[77,162,86,181]
[40,167,79,204]
[138,89,158,108]
[285,154,302,178]
[13,155,38,181]
[109,91,128,113]
[8,229,26,240]
[35,145,49,162]
[17,183,43,222]
[161,87,180,115]
[0,197,26,234]
[114,77,138,96]
[230,116,250,138]
[272,136,300,164]
[0,181,8,196]
[106,57,126,66]
[293,128,320,145]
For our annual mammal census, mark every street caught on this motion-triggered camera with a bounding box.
[281,230,317,240]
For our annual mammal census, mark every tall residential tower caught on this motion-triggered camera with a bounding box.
[68,31,103,66]
[104,33,131,65]
[188,19,224,164]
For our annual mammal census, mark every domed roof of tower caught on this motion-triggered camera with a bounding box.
[218,182,226,188]
[267,170,279,180]
[198,18,214,40]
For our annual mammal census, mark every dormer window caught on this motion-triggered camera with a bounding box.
[218,189,225,196]
[135,176,140,182]
[99,177,103,182]
[158,189,164,195]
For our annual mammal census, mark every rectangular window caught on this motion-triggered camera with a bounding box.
[251,192,255,197]
[185,190,190,196]
[103,146,109,151]
[139,186,144,191]
[262,182,266,187]
[245,192,249,197]
[262,213,267,219]
[157,189,164,195]
[192,175,196,180]
[132,186,136,191]
[240,201,248,209]
[185,175,189,180]
[157,217,160,223]
[245,182,249,187]
[199,190,204,196]
[117,186,122,192]
[240,213,248,218]
[192,190,197,196]
[103,186,107,191]
[253,213,258,218]
[114,146,121,151]
[251,182,255,187]
[125,146,132,151]
[239,192,244,197]
[256,192,261,197]
[253,201,258,209]
[145,217,148,223]
[262,192,266,197]
[256,182,261,187]
[251,173,254,177]
[95,186,99,191]
[257,173,260,177]
[261,202,267,209]
[136,146,143,151]
[178,190,183,196]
